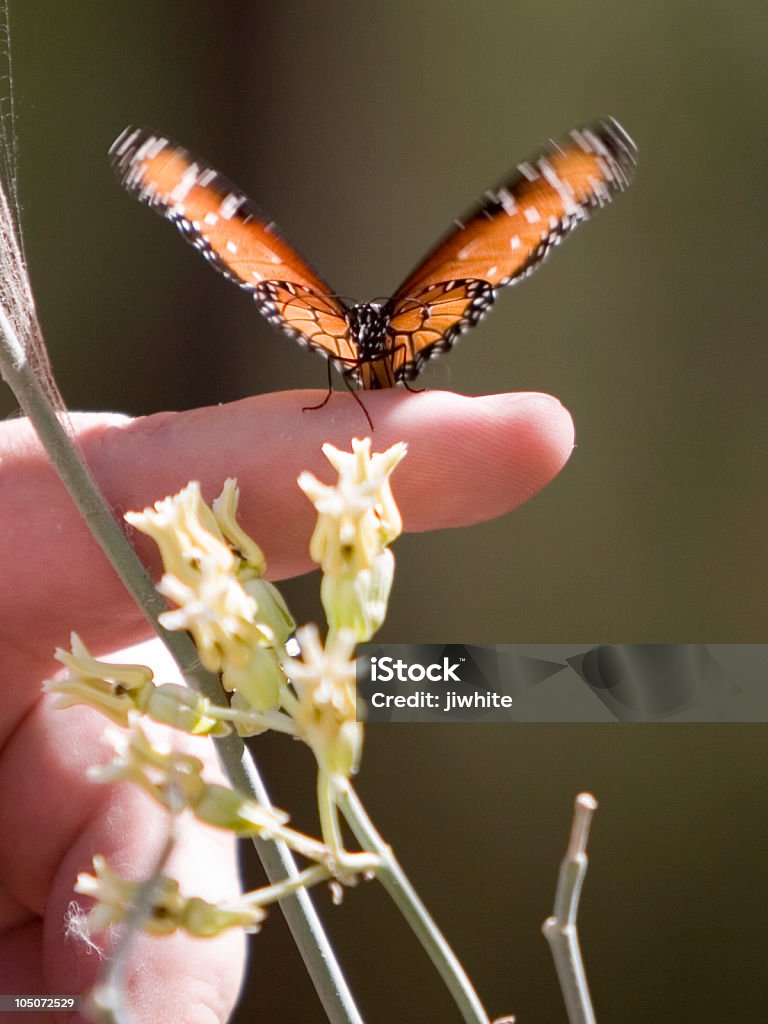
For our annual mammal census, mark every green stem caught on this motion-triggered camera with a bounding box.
[339,785,490,1024]
[0,314,364,1024]
[318,770,345,859]
[278,678,301,718]
[213,703,297,736]
[239,864,332,909]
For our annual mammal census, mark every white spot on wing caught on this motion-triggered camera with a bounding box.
[458,239,481,260]
[146,137,168,159]
[136,135,166,162]
[571,129,592,153]
[114,128,141,157]
[219,193,243,219]
[510,235,521,250]
[539,157,580,217]
[170,164,200,203]
[226,240,238,254]
[524,207,541,224]
[203,211,219,227]
[587,172,610,205]
[497,188,517,215]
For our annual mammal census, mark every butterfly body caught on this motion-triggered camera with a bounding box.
[110,119,636,392]
[345,303,389,365]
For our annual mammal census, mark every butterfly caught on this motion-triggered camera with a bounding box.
[110,118,636,418]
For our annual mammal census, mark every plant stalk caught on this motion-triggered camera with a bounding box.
[340,784,490,1024]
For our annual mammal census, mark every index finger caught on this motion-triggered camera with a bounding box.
[1,388,573,683]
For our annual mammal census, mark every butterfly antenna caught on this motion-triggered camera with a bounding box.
[399,294,431,318]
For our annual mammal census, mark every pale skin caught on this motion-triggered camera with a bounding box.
[0,387,573,1023]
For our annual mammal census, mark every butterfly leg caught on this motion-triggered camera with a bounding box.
[342,372,374,431]
[391,342,425,393]
[301,359,374,431]
[302,357,335,413]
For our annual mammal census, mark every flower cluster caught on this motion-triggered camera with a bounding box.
[126,479,293,711]
[48,439,406,940]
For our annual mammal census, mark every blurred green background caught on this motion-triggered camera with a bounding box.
[5,2,768,1022]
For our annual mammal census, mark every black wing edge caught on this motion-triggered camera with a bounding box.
[567,116,638,194]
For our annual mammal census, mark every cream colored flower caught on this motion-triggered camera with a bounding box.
[88,723,207,812]
[76,855,264,936]
[211,479,295,645]
[298,439,406,642]
[284,625,362,782]
[212,478,267,576]
[44,634,230,735]
[126,481,234,586]
[321,437,406,544]
[45,633,153,723]
[157,559,283,709]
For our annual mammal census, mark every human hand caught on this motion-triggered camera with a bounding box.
[0,387,573,1022]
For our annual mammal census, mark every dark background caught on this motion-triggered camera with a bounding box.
[5,2,768,1022]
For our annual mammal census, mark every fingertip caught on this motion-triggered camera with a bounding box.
[489,391,575,487]
[367,390,575,531]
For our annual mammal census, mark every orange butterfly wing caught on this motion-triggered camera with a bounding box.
[109,128,356,365]
[384,280,495,382]
[385,117,637,379]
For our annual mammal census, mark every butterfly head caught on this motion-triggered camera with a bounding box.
[346,302,390,363]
